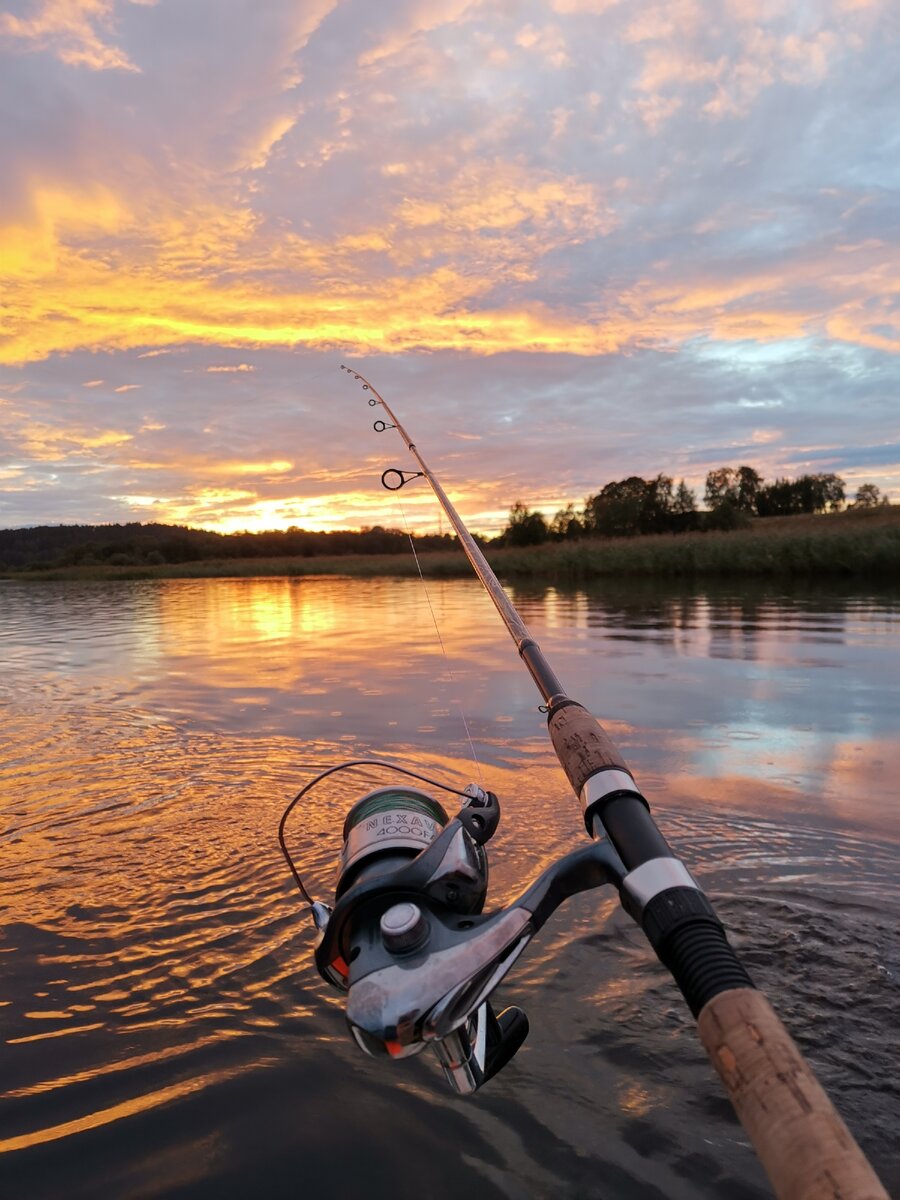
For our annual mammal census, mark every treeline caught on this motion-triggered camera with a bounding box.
[2,471,890,571]
[0,522,458,572]
[498,468,888,546]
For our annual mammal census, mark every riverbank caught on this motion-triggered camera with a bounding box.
[4,506,899,582]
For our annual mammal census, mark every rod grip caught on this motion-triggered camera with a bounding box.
[547,701,630,794]
[697,988,888,1200]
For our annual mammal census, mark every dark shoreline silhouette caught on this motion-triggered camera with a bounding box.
[2,506,898,581]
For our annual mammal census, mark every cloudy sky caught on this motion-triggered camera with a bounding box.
[1,0,898,534]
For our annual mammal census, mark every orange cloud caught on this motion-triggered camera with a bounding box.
[2,119,898,371]
[0,0,141,71]
[826,315,900,353]
[622,2,864,123]
[1,156,632,364]
[514,23,569,67]
[0,165,625,363]
[550,0,621,12]
[10,419,133,459]
[750,428,782,444]
[357,0,479,67]
[399,169,611,237]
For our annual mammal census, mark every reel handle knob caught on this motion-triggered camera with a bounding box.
[483,1004,529,1085]
[434,1000,530,1094]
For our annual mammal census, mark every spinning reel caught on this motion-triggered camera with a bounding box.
[281,762,627,1095]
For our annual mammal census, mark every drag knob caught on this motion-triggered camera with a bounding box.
[380,902,428,954]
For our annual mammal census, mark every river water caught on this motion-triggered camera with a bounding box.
[1,576,898,1199]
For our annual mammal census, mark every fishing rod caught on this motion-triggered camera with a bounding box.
[279,367,887,1200]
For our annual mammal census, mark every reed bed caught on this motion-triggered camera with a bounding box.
[491,521,900,581]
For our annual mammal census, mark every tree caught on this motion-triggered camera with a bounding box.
[584,475,690,537]
[549,503,583,540]
[853,483,885,508]
[820,474,846,512]
[673,480,697,515]
[736,466,763,513]
[503,502,549,546]
[586,477,651,537]
[645,474,674,531]
[756,478,802,517]
[794,473,845,514]
[669,479,701,532]
[705,467,738,509]
[756,473,844,516]
[705,465,762,513]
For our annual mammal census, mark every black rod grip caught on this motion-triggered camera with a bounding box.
[599,795,673,868]
[654,913,755,1017]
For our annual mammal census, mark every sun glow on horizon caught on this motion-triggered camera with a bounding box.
[117,489,516,538]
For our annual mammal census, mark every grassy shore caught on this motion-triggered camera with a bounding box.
[4,506,899,583]
[493,506,900,581]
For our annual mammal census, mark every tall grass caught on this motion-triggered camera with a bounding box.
[490,523,900,580]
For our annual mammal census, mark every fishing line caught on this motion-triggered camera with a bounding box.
[394,494,485,787]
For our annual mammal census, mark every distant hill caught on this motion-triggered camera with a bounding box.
[0,522,457,571]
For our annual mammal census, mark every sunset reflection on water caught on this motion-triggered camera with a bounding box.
[1,577,898,1198]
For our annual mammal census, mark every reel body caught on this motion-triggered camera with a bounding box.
[286,763,627,1094]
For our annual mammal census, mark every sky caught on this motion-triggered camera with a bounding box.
[1,0,898,535]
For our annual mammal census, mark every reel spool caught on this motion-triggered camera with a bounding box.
[338,785,450,896]
[337,784,490,913]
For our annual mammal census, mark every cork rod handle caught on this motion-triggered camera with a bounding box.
[547,703,888,1199]
[698,988,887,1200]
[548,701,630,789]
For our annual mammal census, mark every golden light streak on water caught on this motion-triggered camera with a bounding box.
[0,1061,258,1154]
[8,1023,105,1046]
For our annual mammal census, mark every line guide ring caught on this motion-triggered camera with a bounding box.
[382,469,424,491]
